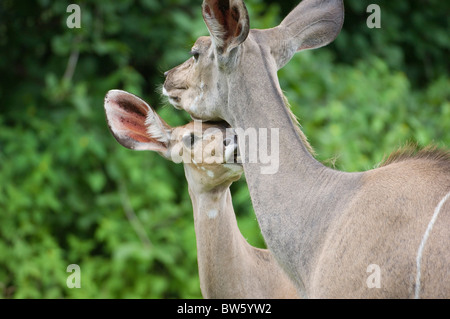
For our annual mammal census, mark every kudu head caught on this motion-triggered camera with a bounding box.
[104,90,242,193]
[163,0,344,122]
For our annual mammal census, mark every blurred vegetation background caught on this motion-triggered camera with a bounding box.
[0,0,448,298]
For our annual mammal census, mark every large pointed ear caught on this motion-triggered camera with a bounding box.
[104,90,172,153]
[202,0,250,55]
[268,0,344,69]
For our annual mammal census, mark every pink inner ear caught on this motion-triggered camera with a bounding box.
[203,0,248,52]
[105,90,171,152]
[117,113,153,144]
[105,91,169,151]
[110,97,153,142]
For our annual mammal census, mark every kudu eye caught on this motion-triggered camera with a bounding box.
[190,50,200,61]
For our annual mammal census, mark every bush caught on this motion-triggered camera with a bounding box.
[280,52,450,172]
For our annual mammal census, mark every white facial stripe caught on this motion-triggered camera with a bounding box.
[415,191,450,298]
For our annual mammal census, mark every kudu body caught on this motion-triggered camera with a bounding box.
[104,90,299,298]
[162,0,450,298]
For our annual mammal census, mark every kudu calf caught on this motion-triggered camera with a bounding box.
[161,0,450,298]
[104,90,299,298]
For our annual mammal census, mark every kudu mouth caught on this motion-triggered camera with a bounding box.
[162,69,188,107]
[162,85,184,109]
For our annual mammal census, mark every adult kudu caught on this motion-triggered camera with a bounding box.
[161,0,450,298]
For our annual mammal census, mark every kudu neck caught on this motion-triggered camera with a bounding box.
[186,176,249,298]
[224,54,326,180]
[222,49,361,293]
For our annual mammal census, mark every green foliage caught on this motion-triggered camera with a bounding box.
[272,0,450,87]
[336,0,449,87]
[280,52,450,172]
[0,0,206,299]
[0,0,448,299]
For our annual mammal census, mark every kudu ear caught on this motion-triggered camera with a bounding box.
[104,90,171,153]
[202,0,250,55]
[269,0,344,69]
